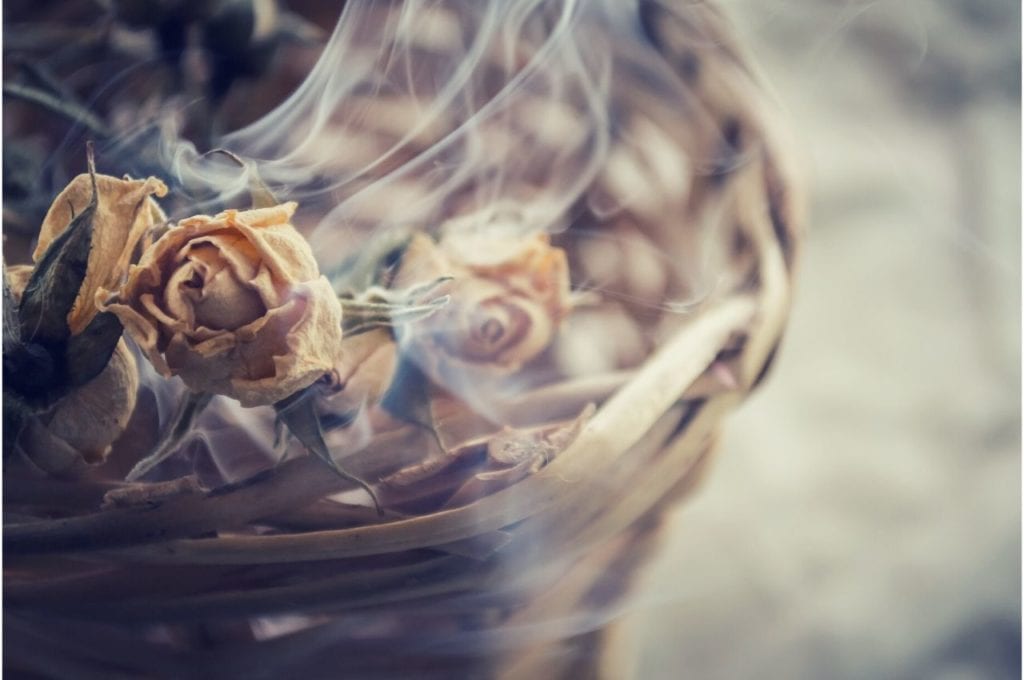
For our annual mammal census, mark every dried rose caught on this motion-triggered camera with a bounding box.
[7,264,139,474]
[34,172,168,334]
[99,202,343,407]
[391,223,572,387]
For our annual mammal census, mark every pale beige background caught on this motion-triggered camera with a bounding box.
[630,1,1021,678]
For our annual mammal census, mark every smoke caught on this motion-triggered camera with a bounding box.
[155,1,724,279]
[109,0,745,485]
[159,2,603,246]
[122,0,736,646]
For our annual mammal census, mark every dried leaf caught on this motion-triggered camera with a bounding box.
[379,358,444,449]
[442,404,595,508]
[4,265,62,400]
[274,386,382,514]
[64,311,123,387]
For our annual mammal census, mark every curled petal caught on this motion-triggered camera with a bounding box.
[35,173,167,334]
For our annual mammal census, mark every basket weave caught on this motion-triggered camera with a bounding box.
[4,2,799,678]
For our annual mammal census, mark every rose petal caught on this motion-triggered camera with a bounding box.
[177,203,321,285]
[99,296,170,376]
[249,263,283,309]
[163,262,201,326]
[191,266,266,331]
[229,277,342,406]
[187,232,259,283]
[35,173,167,334]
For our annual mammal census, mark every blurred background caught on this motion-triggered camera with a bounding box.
[629,1,1022,678]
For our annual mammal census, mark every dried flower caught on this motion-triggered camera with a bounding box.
[100,202,343,407]
[391,225,571,387]
[21,340,139,475]
[34,172,167,334]
[7,264,138,474]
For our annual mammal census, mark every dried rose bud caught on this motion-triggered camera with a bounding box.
[34,172,168,335]
[392,225,571,385]
[6,265,138,474]
[20,341,139,475]
[99,202,343,407]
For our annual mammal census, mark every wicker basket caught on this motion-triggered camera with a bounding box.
[4,2,799,678]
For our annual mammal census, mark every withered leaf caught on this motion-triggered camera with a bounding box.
[4,263,61,401]
[274,385,382,514]
[442,404,595,509]
[64,311,123,387]
[4,341,59,400]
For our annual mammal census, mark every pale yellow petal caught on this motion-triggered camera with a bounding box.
[35,173,168,334]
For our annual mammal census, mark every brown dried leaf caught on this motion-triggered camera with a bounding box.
[442,404,595,508]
